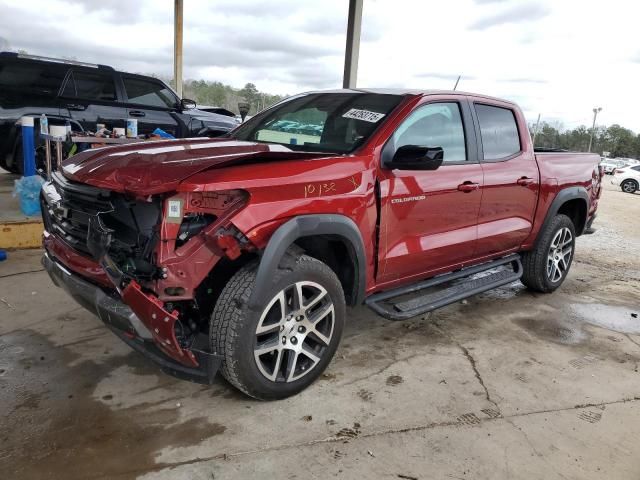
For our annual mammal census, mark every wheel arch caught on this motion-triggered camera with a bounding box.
[247,215,366,311]
[536,187,589,244]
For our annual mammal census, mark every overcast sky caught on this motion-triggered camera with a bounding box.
[1,0,639,131]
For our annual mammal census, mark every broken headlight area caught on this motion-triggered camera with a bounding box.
[176,213,217,248]
[91,194,163,282]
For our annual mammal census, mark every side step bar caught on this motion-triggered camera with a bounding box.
[365,254,523,320]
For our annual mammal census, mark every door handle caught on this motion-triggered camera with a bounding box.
[66,103,86,111]
[457,181,480,193]
[517,176,535,186]
[128,110,146,117]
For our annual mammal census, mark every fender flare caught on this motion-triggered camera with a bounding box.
[537,186,589,243]
[247,214,367,311]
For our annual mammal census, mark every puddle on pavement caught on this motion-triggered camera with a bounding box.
[514,317,590,345]
[514,302,640,347]
[0,329,227,480]
[570,303,640,334]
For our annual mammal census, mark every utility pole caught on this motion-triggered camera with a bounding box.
[532,113,541,147]
[173,0,184,98]
[343,0,363,89]
[588,107,602,153]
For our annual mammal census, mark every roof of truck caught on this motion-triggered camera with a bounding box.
[308,88,517,105]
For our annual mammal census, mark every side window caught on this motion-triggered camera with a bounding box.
[0,61,67,95]
[62,71,117,101]
[632,165,640,172]
[391,102,466,162]
[475,104,521,160]
[123,77,176,108]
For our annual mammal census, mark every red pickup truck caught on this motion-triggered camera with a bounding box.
[41,89,602,399]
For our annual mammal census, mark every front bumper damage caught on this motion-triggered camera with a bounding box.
[42,251,222,384]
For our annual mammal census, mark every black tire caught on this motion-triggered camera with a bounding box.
[210,252,346,400]
[520,214,576,293]
[621,179,638,194]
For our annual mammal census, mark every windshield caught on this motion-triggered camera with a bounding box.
[230,92,404,153]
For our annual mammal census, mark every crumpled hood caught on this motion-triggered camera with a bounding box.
[62,138,321,195]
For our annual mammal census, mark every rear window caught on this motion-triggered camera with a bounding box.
[0,60,66,95]
[475,104,521,160]
[62,70,117,101]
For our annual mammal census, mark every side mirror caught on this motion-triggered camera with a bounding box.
[386,145,444,170]
[180,98,197,110]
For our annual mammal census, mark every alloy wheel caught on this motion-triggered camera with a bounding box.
[547,227,573,283]
[254,281,335,383]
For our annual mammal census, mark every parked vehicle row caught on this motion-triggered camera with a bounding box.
[600,158,629,174]
[267,119,324,136]
[0,52,238,173]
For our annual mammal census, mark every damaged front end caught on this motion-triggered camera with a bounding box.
[41,171,252,383]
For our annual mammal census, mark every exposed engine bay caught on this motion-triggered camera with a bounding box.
[41,171,252,369]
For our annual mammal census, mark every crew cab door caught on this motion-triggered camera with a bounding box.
[59,68,125,131]
[377,98,483,285]
[470,100,539,256]
[120,75,181,137]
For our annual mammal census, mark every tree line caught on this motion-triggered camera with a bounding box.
[531,122,639,159]
[177,80,285,116]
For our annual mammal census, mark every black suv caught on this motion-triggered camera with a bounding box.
[0,52,238,173]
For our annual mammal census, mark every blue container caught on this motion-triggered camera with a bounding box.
[14,175,44,216]
[0,250,7,262]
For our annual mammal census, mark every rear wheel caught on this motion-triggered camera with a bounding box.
[210,253,345,400]
[621,179,638,194]
[520,214,576,293]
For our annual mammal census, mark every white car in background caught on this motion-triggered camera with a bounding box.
[600,160,618,174]
[611,165,640,194]
[600,159,628,174]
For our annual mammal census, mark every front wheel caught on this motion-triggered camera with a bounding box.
[621,179,638,194]
[520,214,576,293]
[210,253,345,400]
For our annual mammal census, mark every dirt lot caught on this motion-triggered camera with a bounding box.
[1,181,639,480]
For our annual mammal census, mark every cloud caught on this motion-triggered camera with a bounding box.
[469,2,550,30]
[1,0,639,132]
[415,72,477,81]
[66,0,150,24]
[500,77,548,84]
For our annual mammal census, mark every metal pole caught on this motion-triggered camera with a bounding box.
[173,0,184,98]
[453,75,461,91]
[55,139,63,172]
[532,113,541,147]
[588,107,601,153]
[342,0,363,89]
[45,138,52,180]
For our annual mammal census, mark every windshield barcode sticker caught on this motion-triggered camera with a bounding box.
[342,109,386,123]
